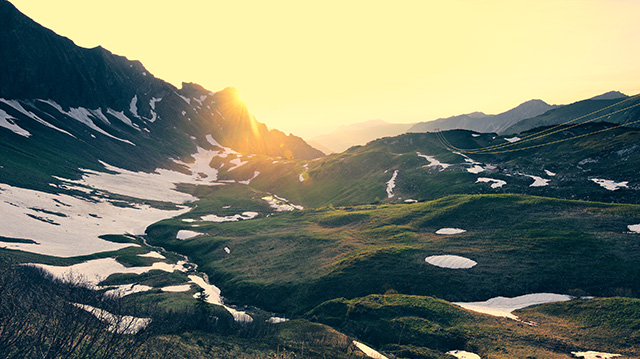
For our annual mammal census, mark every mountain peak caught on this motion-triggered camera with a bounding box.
[590,91,628,101]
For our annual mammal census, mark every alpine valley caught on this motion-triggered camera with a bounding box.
[1,1,640,359]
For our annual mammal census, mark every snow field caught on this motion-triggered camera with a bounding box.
[0,183,189,257]
[454,293,572,320]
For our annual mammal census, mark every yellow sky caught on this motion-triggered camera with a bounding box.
[10,0,640,138]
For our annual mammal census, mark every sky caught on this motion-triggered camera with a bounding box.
[10,0,640,138]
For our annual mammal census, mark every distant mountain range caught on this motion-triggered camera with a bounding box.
[408,99,559,134]
[308,119,413,153]
[310,91,637,153]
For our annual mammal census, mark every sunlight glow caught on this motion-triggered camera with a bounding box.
[9,0,640,138]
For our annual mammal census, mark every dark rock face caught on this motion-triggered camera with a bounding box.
[0,0,323,169]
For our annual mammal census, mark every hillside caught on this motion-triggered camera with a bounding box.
[408,99,557,134]
[0,0,322,194]
[504,93,640,134]
[2,1,640,358]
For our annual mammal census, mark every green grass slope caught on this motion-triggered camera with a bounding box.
[146,193,640,315]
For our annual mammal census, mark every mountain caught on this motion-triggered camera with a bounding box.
[590,90,628,100]
[0,0,322,193]
[408,99,558,134]
[3,1,640,358]
[504,91,640,134]
[308,119,414,153]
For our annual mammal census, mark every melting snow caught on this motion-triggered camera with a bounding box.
[42,100,134,145]
[591,178,628,191]
[425,255,477,269]
[138,251,165,259]
[353,341,389,359]
[0,109,31,137]
[103,283,153,297]
[188,275,253,322]
[476,177,506,189]
[129,95,140,119]
[416,152,451,170]
[504,137,521,143]
[571,351,621,359]
[200,211,259,222]
[446,350,481,359]
[32,257,187,286]
[161,284,192,292]
[106,109,139,130]
[73,303,151,334]
[0,183,189,257]
[435,228,466,235]
[3,99,75,137]
[467,165,485,174]
[262,195,303,211]
[238,171,260,185]
[526,175,550,187]
[628,224,640,233]
[227,158,248,172]
[454,293,572,320]
[176,230,201,240]
[267,317,288,324]
[386,170,398,198]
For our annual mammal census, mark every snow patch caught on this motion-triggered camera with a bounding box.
[526,175,550,187]
[544,169,556,177]
[446,350,481,359]
[476,177,506,189]
[386,170,398,198]
[129,95,140,118]
[224,247,231,254]
[177,230,202,240]
[467,165,484,174]
[571,351,621,359]
[102,283,153,297]
[628,224,640,233]
[262,195,303,212]
[138,251,165,259]
[417,152,451,170]
[404,199,418,203]
[200,211,259,223]
[0,109,31,137]
[591,178,628,191]
[189,275,253,322]
[353,341,389,359]
[161,284,192,292]
[238,171,260,185]
[42,100,134,145]
[472,134,480,137]
[425,255,477,269]
[454,293,572,320]
[435,228,466,235]
[73,303,151,334]
[106,109,139,130]
[267,317,288,324]
[504,136,521,143]
[3,99,75,137]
